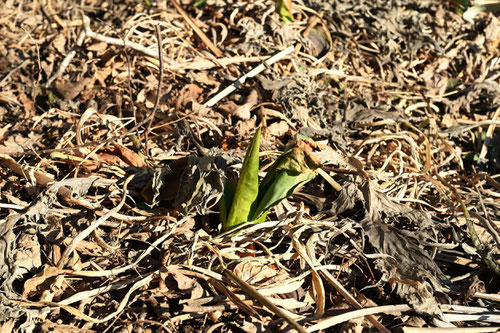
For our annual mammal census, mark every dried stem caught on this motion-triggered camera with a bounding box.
[145,24,164,156]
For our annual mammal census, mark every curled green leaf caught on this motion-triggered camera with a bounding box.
[277,0,294,23]
[249,147,322,221]
[223,127,261,231]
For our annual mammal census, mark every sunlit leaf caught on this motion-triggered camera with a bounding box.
[220,177,236,227]
[193,0,207,7]
[249,147,322,221]
[277,0,294,23]
[463,3,500,23]
[224,127,261,231]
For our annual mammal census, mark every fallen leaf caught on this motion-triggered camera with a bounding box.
[22,265,61,298]
[87,41,108,52]
[113,144,146,167]
[176,84,204,109]
[188,71,219,86]
[219,89,258,119]
[52,33,66,54]
[0,132,42,154]
[54,77,94,100]
[267,120,289,138]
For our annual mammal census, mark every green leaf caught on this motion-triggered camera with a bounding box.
[249,147,322,221]
[193,0,207,7]
[250,171,314,220]
[223,127,262,231]
[220,178,236,227]
[277,0,294,23]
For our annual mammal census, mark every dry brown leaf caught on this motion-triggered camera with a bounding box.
[52,33,66,54]
[113,144,146,167]
[87,41,108,52]
[219,89,258,119]
[327,180,445,315]
[2,0,499,330]
[207,310,222,322]
[54,77,94,100]
[177,84,204,109]
[235,118,256,137]
[40,274,69,302]
[189,71,219,86]
[22,265,61,298]
[61,237,105,256]
[168,266,204,300]
[40,321,96,333]
[95,152,127,167]
[233,261,278,285]
[267,120,289,138]
[0,132,42,154]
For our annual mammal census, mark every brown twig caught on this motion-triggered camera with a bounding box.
[46,30,86,87]
[0,154,95,209]
[81,16,175,64]
[4,110,160,157]
[56,175,133,269]
[170,0,223,58]
[436,171,500,276]
[145,24,164,157]
[223,268,308,333]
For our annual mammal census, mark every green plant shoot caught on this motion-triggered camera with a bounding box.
[223,127,261,231]
[221,127,323,232]
[249,147,322,221]
[277,0,294,23]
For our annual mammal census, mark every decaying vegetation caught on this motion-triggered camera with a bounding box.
[0,0,499,332]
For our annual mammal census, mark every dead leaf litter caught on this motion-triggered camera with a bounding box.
[0,0,499,332]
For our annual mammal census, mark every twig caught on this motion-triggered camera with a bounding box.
[204,45,295,107]
[122,33,137,129]
[56,175,133,269]
[46,30,86,87]
[306,304,412,332]
[479,106,500,160]
[170,0,223,58]
[473,292,500,302]
[145,24,164,156]
[442,312,500,323]
[0,203,25,210]
[317,168,342,192]
[81,16,175,65]
[17,270,156,324]
[436,172,500,276]
[223,268,308,333]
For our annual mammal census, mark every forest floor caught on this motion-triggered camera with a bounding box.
[0,0,499,332]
